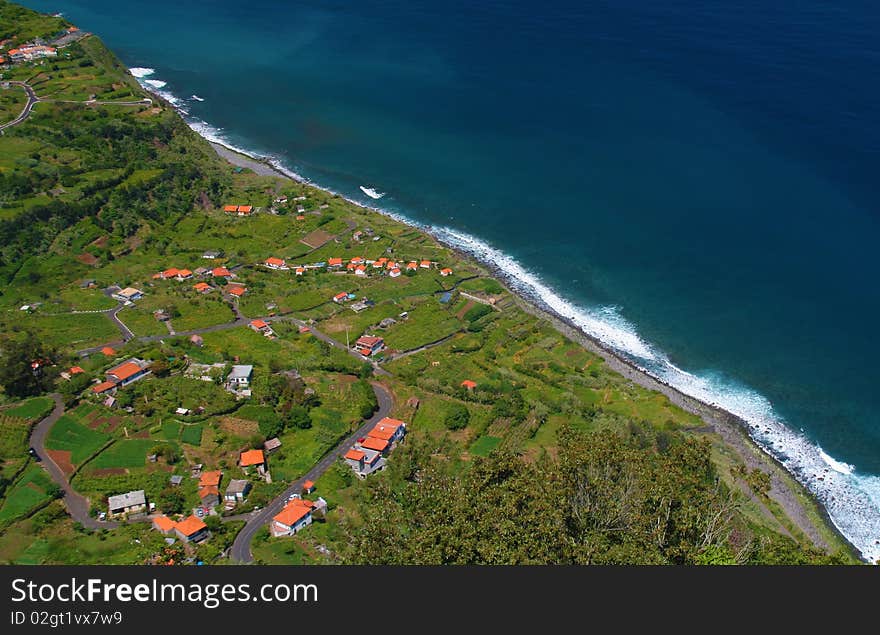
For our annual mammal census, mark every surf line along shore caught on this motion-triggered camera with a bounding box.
[205,139,857,560]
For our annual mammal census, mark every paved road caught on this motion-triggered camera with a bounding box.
[229,381,394,563]
[0,82,39,132]
[0,81,151,133]
[28,394,119,530]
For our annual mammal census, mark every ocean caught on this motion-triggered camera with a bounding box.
[18,0,880,560]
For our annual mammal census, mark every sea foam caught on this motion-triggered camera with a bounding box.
[126,63,880,563]
[431,226,880,563]
[128,67,155,78]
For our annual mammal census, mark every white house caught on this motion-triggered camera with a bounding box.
[227,365,253,389]
[107,490,147,517]
[271,499,314,537]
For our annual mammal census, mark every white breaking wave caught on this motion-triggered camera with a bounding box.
[431,225,880,563]
[128,67,155,78]
[360,186,385,199]
[144,79,167,89]
[124,61,880,563]
[819,448,855,475]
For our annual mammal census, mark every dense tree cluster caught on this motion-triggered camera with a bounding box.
[340,424,846,565]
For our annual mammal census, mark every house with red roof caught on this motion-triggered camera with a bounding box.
[420,260,432,269]
[199,485,220,508]
[91,380,117,395]
[355,335,384,356]
[193,281,213,294]
[440,267,453,277]
[406,261,418,271]
[100,346,117,357]
[174,515,209,543]
[249,319,273,336]
[389,267,402,278]
[271,499,314,537]
[211,267,232,278]
[344,446,385,478]
[333,292,349,303]
[461,379,477,391]
[151,515,177,535]
[228,286,246,298]
[295,267,305,276]
[106,359,151,387]
[265,257,287,270]
[327,257,344,268]
[239,449,266,475]
[69,366,85,375]
[355,264,367,276]
[373,257,388,269]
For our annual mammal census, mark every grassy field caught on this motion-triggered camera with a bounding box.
[44,415,109,464]
[2,396,53,420]
[89,439,157,469]
[0,465,55,524]
[4,312,119,351]
[468,435,502,457]
[180,424,202,446]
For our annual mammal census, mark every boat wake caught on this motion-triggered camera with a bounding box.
[191,95,205,102]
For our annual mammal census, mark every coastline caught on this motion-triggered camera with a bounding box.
[204,138,859,561]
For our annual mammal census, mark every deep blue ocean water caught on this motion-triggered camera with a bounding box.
[18,0,880,558]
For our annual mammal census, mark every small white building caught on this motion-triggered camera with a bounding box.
[227,365,253,389]
[107,490,147,517]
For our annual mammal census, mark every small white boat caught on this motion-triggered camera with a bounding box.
[191,95,205,102]
[360,186,385,199]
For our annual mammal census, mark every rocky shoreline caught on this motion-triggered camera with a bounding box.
[206,139,858,561]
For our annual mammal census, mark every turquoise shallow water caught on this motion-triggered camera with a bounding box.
[17,0,880,558]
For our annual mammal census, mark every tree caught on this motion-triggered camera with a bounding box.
[156,486,185,515]
[0,334,56,398]
[287,405,312,430]
[444,403,470,430]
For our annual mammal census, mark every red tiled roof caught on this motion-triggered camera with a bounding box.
[303,480,315,490]
[328,258,343,266]
[223,205,238,212]
[162,268,179,278]
[461,380,477,389]
[175,515,207,537]
[237,205,253,213]
[239,449,264,467]
[199,485,219,499]
[152,515,176,532]
[212,267,231,277]
[91,381,116,394]
[250,319,268,329]
[69,366,85,374]
[193,282,212,292]
[356,336,383,347]
[101,347,116,356]
[344,449,365,461]
[265,257,285,267]
[229,286,246,296]
[360,436,390,452]
[108,361,143,382]
[198,470,222,488]
[274,502,311,527]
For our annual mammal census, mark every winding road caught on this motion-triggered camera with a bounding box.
[28,394,119,530]
[229,381,394,563]
[0,80,151,133]
[0,82,39,132]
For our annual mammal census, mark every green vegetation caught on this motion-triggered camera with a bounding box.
[90,439,157,469]
[0,465,59,524]
[180,424,202,446]
[44,415,109,464]
[0,1,853,565]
